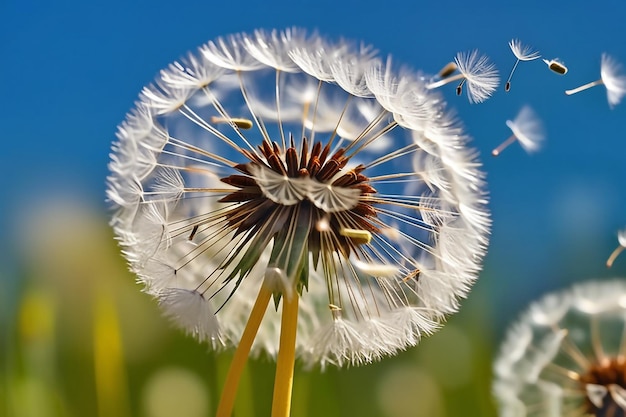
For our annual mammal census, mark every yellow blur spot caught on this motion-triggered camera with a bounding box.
[19,289,55,343]
[94,292,131,417]
[143,367,209,417]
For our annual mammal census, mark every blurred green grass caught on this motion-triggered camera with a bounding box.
[2,201,498,417]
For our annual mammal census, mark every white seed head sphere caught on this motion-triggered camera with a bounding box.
[107,28,490,368]
[493,279,626,417]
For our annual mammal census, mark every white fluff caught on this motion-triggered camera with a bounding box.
[107,28,490,368]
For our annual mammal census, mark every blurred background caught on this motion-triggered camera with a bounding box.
[2,0,625,416]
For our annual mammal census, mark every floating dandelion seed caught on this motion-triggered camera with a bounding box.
[427,50,499,103]
[107,28,490,417]
[543,58,568,75]
[437,61,458,79]
[607,228,626,268]
[505,39,541,92]
[565,54,626,108]
[493,279,626,417]
[492,106,545,156]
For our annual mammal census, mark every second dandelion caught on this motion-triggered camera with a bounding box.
[493,279,626,417]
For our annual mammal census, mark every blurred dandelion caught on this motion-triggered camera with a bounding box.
[107,28,490,416]
[493,279,626,417]
[607,228,626,268]
[492,106,544,156]
[505,39,541,92]
[427,50,499,103]
[543,58,568,75]
[565,54,626,108]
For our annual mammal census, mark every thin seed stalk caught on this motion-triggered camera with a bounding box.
[565,79,603,95]
[607,245,625,268]
[492,134,517,156]
[426,72,466,89]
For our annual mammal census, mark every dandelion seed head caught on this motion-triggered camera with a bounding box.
[158,288,222,346]
[454,50,500,103]
[505,106,545,154]
[509,39,541,62]
[505,39,540,92]
[493,279,626,417]
[600,53,626,108]
[108,28,490,367]
[618,229,626,248]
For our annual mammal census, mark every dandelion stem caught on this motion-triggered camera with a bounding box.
[216,283,272,417]
[426,73,466,89]
[492,134,517,156]
[565,79,604,95]
[606,245,625,268]
[271,292,300,417]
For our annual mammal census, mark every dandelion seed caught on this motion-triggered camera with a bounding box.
[565,54,626,108]
[427,50,499,103]
[543,58,568,75]
[339,227,372,245]
[606,228,626,268]
[437,61,458,78]
[107,28,490,416]
[492,106,545,156]
[210,116,254,129]
[493,279,626,417]
[505,39,541,92]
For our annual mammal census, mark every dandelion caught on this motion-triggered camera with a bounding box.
[505,39,541,92]
[543,58,568,75]
[607,228,626,268]
[427,50,499,103]
[492,106,545,156]
[493,279,626,417]
[565,54,626,108]
[107,28,490,417]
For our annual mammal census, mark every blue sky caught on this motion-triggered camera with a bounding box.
[2,0,626,330]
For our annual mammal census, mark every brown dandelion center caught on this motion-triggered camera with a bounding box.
[580,357,626,417]
[218,136,379,267]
